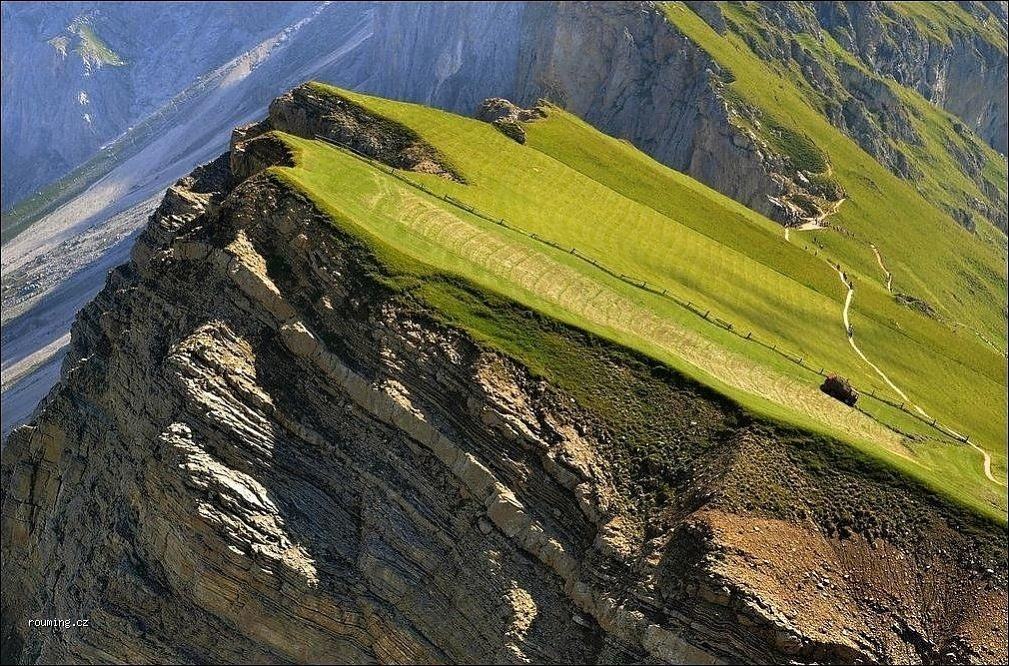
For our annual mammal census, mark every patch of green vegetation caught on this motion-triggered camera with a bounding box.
[889,1,1007,51]
[661,2,1006,481]
[260,82,1005,521]
[788,192,822,217]
[806,171,845,200]
[71,19,126,67]
[723,87,834,178]
[519,105,837,296]
[761,116,829,173]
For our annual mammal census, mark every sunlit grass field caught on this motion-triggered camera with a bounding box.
[268,81,1006,521]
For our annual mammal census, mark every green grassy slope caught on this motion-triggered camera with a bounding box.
[264,82,1006,520]
[662,2,1006,332]
[890,1,1008,48]
[525,105,1007,459]
[658,4,1007,489]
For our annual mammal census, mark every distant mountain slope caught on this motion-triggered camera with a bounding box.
[0,1,316,209]
[681,1,1008,234]
[816,0,1008,153]
[3,1,1006,449]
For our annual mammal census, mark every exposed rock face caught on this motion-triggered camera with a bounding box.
[3,88,1007,665]
[475,98,547,143]
[514,1,796,222]
[814,1,1008,155]
[267,84,463,181]
[228,129,294,183]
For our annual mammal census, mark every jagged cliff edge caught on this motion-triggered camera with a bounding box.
[2,85,1006,664]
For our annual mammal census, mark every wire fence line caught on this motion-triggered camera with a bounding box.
[312,135,971,445]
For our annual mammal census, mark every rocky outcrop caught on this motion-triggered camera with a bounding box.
[229,130,294,182]
[475,98,547,143]
[267,84,463,181]
[814,1,1008,155]
[512,2,801,222]
[2,91,1006,665]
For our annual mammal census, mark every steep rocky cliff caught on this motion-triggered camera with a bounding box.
[7,2,1006,439]
[814,1,1008,154]
[511,1,1006,230]
[3,87,1006,665]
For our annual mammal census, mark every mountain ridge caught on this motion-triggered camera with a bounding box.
[5,3,1005,440]
[1,7,1006,661]
[3,83,1005,663]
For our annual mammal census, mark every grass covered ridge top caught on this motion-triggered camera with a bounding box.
[264,82,1006,521]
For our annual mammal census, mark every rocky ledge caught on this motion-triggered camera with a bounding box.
[475,98,547,144]
[2,84,1006,664]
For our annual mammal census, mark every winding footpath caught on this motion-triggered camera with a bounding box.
[832,265,909,408]
[831,264,1004,487]
[784,205,1002,488]
[973,444,1001,486]
[869,244,892,292]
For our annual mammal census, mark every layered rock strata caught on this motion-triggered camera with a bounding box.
[2,86,1006,665]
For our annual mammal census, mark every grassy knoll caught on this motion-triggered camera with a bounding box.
[262,81,1005,520]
